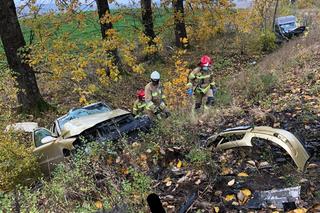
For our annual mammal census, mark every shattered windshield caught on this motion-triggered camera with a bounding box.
[280,22,296,33]
[57,103,112,130]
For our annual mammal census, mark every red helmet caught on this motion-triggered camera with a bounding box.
[136,89,145,99]
[200,55,212,67]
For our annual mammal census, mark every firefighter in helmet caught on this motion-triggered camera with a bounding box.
[132,89,147,117]
[187,55,216,110]
[145,71,170,118]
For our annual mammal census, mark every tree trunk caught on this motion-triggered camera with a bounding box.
[172,0,188,48]
[141,0,156,45]
[95,0,123,73]
[0,0,48,113]
[272,0,279,31]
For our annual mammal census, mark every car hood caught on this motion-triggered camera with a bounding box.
[61,109,130,138]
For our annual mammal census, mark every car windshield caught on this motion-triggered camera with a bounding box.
[57,103,112,130]
[280,22,296,33]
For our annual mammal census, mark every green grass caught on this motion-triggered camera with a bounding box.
[0,8,171,58]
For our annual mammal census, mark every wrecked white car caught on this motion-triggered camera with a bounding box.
[32,102,152,174]
[207,126,310,171]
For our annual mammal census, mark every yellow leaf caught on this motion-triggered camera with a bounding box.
[225,194,235,201]
[95,200,103,209]
[241,188,252,197]
[121,167,129,175]
[238,172,249,177]
[288,208,307,213]
[213,206,220,213]
[177,160,182,168]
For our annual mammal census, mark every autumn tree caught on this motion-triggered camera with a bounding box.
[0,0,48,113]
[95,0,123,72]
[172,0,188,48]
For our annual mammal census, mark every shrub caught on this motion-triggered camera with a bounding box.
[242,70,278,102]
[0,133,41,192]
[259,30,276,52]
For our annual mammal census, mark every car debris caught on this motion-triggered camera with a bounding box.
[274,15,306,42]
[246,186,301,210]
[5,122,38,132]
[31,102,152,174]
[207,126,310,171]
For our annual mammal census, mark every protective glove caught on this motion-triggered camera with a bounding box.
[187,88,193,96]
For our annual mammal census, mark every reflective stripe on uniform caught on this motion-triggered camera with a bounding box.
[189,73,196,79]
[196,74,211,79]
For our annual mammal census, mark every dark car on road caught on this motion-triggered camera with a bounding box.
[275,15,306,42]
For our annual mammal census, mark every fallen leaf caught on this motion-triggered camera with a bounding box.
[140,154,147,161]
[238,172,249,177]
[237,191,245,202]
[225,194,235,201]
[95,200,103,209]
[166,181,172,187]
[238,188,252,205]
[221,167,232,175]
[288,208,307,213]
[227,179,235,186]
[177,160,182,168]
[232,201,239,206]
[121,167,129,175]
[259,161,271,168]
[241,188,252,197]
[116,156,121,163]
[132,142,141,148]
[213,206,220,213]
[195,179,201,185]
[247,160,256,166]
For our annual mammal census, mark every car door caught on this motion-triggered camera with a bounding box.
[33,128,66,174]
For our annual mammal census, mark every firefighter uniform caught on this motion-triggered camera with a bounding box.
[188,67,215,109]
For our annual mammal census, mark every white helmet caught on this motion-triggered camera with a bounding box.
[150,71,160,80]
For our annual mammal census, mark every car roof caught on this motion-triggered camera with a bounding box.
[275,15,296,25]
